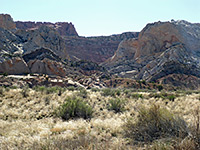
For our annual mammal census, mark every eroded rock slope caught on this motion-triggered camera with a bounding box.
[103,20,200,86]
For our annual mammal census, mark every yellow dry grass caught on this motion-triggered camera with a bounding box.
[0,87,199,149]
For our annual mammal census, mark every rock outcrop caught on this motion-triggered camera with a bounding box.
[103,20,200,84]
[64,32,139,63]
[0,57,29,74]
[15,21,78,36]
[157,74,200,90]
[23,47,67,76]
[15,25,69,59]
[0,14,16,30]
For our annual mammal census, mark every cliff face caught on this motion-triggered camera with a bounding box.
[0,14,70,76]
[0,14,109,80]
[0,14,16,30]
[15,25,69,59]
[103,20,200,87]
[15,19,138,64]
[64,32,139,63]
[2,13,200,89]
[15,21,78,36]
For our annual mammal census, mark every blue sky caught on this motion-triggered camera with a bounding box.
[1,0,200,36]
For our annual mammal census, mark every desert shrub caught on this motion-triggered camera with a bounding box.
[124,89,131,95]
[76,88,88,98]
[172,138,199,150]
[21,87,29,97]
[167,94,176,101]
[45,86,59,94]
[148,141,173,150]
[131,93,143,99]
[157,85,163,91]
[148,92,178,101]
[56,96,93,120]
[107,98,126,113]
[101,88,121,97]
[189,107,200,148]
[67,86,76,91]
[101,88,115,97]
[91,88,100,92]
[33,86,65,95]
[0,87,4,95]
[124,104,188,143]
[33,85,46,93]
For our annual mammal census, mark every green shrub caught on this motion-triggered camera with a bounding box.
[101,88,115,97]
[45,86,58,94]
[124,104,188,143]
[157,85,163,91]
[76,88,88,98]
[33,86,46,93]
[101,88,121,97]
[33,86,65,95]
[149,92,178,101]
[107,98,125,113]
[57,96,93,120]
[67,86,76,91]
[167,95,176,101]
[91,88,100,92]
[131,93,143,99]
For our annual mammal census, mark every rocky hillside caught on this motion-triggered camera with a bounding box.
[103,20,200,88]
[64,32,138,63]
[0,14,69,59]
[0,14,108,79]
[15,16,138,64]
[1,13,200,89]
[15,21,78,36]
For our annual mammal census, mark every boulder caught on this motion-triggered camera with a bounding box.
[28,58,66,77]
[0,57,29,74]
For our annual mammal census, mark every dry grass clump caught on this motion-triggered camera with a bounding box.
[124,104,188,143]
[1,134,130,150]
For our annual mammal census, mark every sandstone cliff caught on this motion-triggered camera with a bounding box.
[103,20,200,86]
[0,14,70,76]
[15,21,78,36]
[0,14,16,30]
[15,16,138,63]
[15,25,69,60]
[64,32,139,63]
